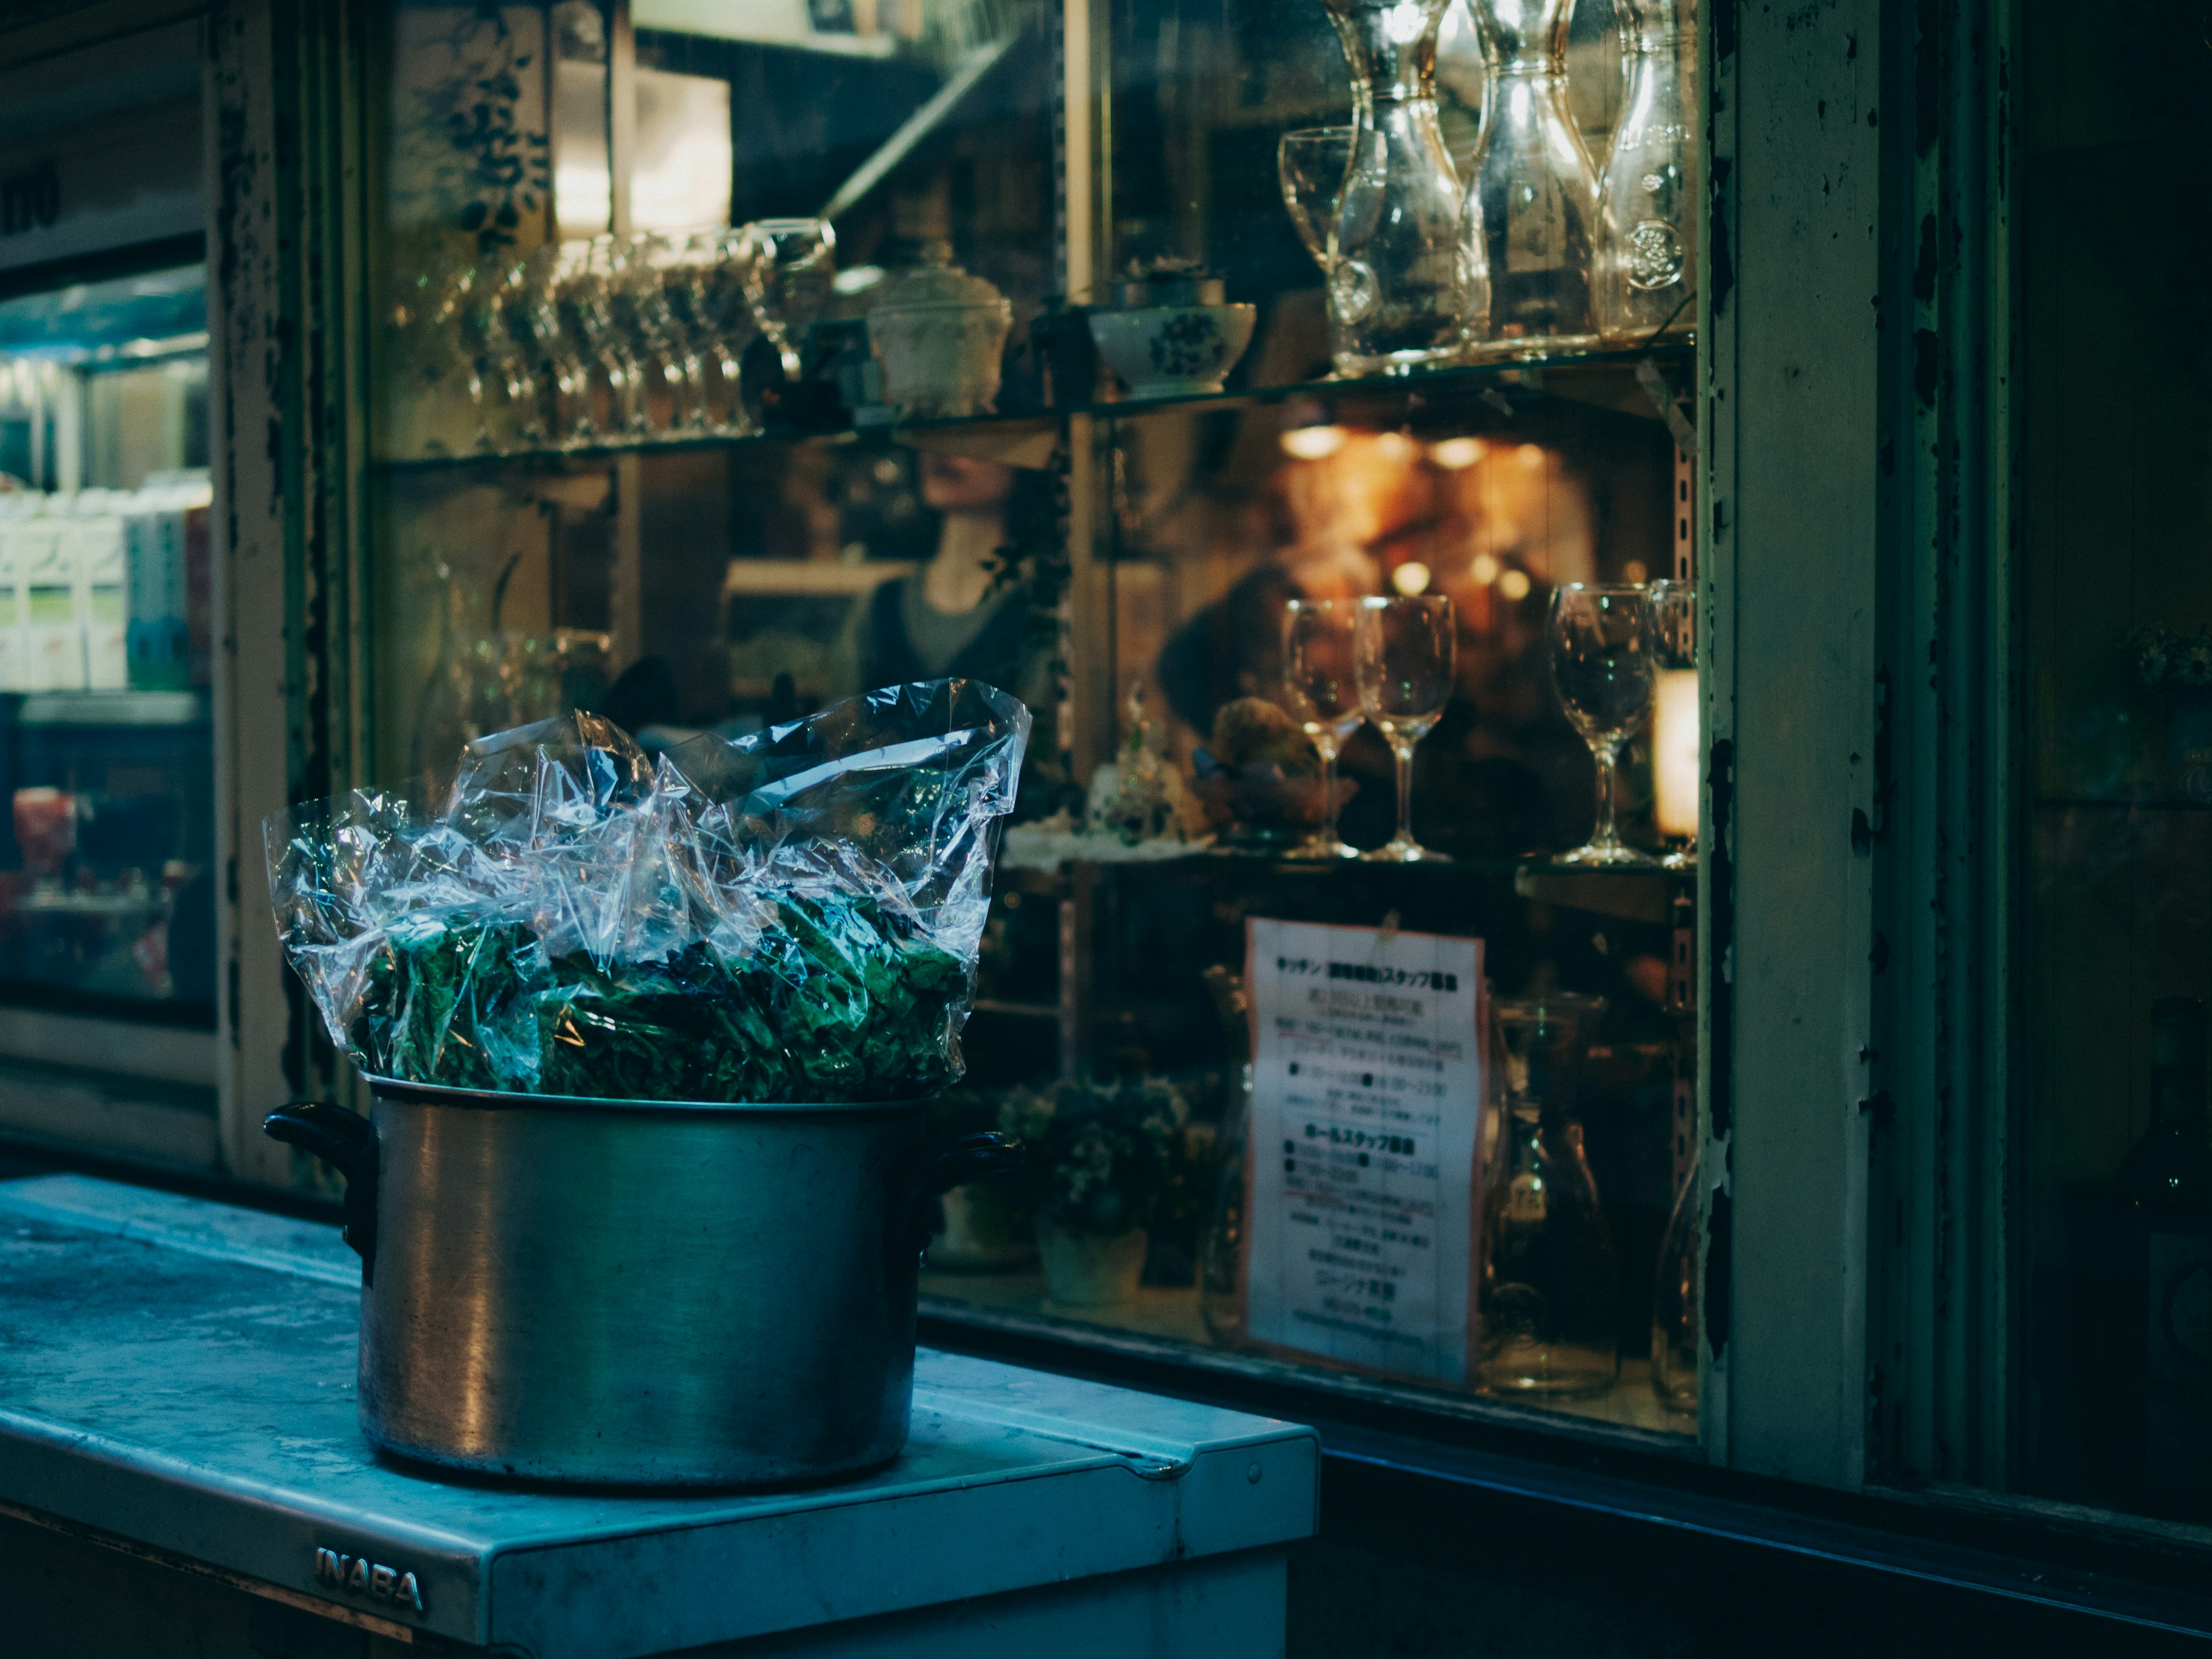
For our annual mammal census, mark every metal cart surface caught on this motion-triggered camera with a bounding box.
[0,1173,1316,1657]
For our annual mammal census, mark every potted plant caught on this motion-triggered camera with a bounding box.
[1001,1074,1188,1308]
[922,1088,1035,1271]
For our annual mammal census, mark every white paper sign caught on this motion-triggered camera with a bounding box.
[1244,918,1484,1385]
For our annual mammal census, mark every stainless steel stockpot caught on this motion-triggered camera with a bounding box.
[266,1079,1017,1487]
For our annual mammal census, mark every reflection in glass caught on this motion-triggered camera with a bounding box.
[1320,0,1481,375]
[1548,582,1656,867]
[1282,597,1363,860]
[1460,0,1602,359]
[1354,593,1455,862]
[1597,0,1696,343]
[1480,994,1619,1396]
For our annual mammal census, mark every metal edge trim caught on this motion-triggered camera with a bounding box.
[364,1076,935,1118]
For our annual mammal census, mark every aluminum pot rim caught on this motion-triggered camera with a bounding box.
[363,1073,936,1119]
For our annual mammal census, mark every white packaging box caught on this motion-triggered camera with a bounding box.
[79,510,127,691]
[20,515,81,692]
[0,516,25,694]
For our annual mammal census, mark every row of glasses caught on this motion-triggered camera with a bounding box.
[1282,594,1457,863]
[1282,579,1698,866]
[386,217,837,457]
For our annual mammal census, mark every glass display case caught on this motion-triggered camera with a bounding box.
[360,0,1700,1445]
[0,264,214,1027]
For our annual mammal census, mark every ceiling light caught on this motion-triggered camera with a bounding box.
[1279,424,1347,461]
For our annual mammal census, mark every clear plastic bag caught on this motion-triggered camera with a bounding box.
[267,680,1031,1103]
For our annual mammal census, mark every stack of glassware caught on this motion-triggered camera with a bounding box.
[381,217,838,459]
[1278,0,1697,374]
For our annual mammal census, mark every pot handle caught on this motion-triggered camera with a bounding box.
[264,1104,379,1285]
[900,1131,1024,1267]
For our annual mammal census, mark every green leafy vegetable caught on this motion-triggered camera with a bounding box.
[365,889,967,1103]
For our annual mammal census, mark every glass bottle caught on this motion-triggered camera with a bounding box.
[1460,0,1603,359]
[1597,0,1698,343]
[1478,994,1619,1395]
[1320,0,1483,376]
[2119,997,2212,1502]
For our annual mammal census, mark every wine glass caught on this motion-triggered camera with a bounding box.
[606,233,685,435]
[553,238,630,444]
[1283,597,1364,859]
[1353,594,1456,862]
[1548,583,1658,866]
[649,232,715,433]
[700,230,759,434]
[1646,577,1698,869]
[1277,127,1359,272]
[736,217,836,379]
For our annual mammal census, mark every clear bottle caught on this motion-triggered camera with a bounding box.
[1596,0,1698,343]
[1478,994,1619,1396]
[1321,0,1483,376]
[1460,0,1603,359]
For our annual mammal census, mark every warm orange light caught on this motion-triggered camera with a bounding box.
[1280,425,1348,460]
[1654,668,1700,840]
[1392,560,1432,595]
[1469,552,1501,584]
[1497,568,1531,601]
[1431,437,1485,470]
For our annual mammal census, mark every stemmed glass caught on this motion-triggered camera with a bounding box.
[1547,584,1658,866]
[1278,127,1359,272]
[706,229,762,434]
[647,233,716,433]
[736,217,836,379]
[606,233,684,435]
[500,247,584,449]
[1283,598,1364,859]
[461,263,551,455]
[1278,126,1368,373]
[1353,594,1456,862]
[553,238,630,444]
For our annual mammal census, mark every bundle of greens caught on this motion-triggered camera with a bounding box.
[270,681,1028,1104]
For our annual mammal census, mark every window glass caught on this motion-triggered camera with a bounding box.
[2017,0,2212,1518]
[0,264,214,1021]
[366,0,1698,1438]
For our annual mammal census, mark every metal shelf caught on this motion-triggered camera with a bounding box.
[13,690,209,728]
[372,340,1693,474]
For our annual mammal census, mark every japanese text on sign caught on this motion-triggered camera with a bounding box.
[1244,918,1484,1384]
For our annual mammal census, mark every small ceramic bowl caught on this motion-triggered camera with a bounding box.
[1088,302,1257,399]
